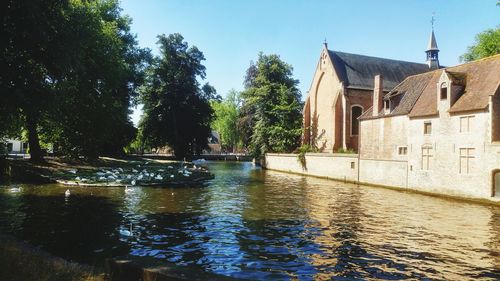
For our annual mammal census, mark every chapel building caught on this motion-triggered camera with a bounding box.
[303,31,440,152]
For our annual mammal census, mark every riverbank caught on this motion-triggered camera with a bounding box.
[0,157,214,187]
[0,234,105,281]
[0,234,239,281]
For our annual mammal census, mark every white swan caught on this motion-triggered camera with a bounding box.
[119,223,133,237]
[9,186,22,193]
[65,189,71,197]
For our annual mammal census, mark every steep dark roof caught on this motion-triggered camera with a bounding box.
[328,50,430,91]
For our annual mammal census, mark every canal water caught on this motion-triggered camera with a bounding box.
[0,161,499,280]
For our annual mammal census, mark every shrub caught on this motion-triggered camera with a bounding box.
[296,144,317,169]
[335,147,356,154]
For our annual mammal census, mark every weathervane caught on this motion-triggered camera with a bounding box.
[431,12,435,30]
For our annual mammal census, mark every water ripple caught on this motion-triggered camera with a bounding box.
[0,162,499,280]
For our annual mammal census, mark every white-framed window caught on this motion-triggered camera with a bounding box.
[421,145,433,170]
[350,105,363,136]
[459,116,474,133]
[424,121,432,135]
[459,148,475,174]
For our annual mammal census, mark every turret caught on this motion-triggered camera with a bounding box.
[426,28,440,69]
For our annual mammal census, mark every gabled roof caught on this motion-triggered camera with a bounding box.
[328,50,430,91]
[410,54,500,117]
[359,71,437,120]
[360,55,500,120]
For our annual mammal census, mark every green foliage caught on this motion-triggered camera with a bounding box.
[335,147,356,154]
[139,33,214,159]
[296,144,317,169]
[1,0,149,160]
[460,26,500,62]
[240,53,303,157]
[0,141,5,155]
[124,128,148,154]
[210,90,241,152]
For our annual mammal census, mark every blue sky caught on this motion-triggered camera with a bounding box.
[122,0,499,125]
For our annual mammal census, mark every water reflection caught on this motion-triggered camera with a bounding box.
[0,162,499,280]
[0,188,129,266]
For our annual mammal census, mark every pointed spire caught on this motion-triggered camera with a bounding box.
[425,12,440,69]
[323,38,328,49]
[427,30,439,51]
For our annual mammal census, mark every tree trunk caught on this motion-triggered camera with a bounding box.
[26,113,43,162]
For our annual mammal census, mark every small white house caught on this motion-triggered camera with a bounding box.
[4,139,28,154]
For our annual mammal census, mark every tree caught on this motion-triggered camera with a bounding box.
[1,0,149,160]
[42,0,150,159]
[139,33,214,159]
[460,26,500,62]
[1,0,69,161]
[237,62,258,150]
[211,90,241,152]
[240,53,303,157]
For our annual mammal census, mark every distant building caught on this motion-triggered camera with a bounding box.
[359,54,500,198]
[3,139,28,154]
[207,131,221,153]
[303,31,440,152]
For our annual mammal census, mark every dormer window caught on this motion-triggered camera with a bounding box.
[440,82,447,100]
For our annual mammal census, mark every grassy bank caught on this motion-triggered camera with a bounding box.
[0,235,105,281]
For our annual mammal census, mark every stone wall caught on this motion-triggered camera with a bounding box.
[407,111,496,199]
[264,153,408,189]
[359,115,408,160]
[358,159,408,188]
[264,150,500,202]
[264,153,359,183]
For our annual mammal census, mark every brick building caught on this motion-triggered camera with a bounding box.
[302,32,440,152]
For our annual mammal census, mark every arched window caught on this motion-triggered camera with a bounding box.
[351,105,363,136]
[440,82,447,100]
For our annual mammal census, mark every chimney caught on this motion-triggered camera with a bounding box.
[373,75,383,116]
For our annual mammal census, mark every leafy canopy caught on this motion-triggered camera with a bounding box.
[1,0,149,160]
[240,53,303,157]
[460,26,500,62]
[210,90,241,152]
[139,33,214,159]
